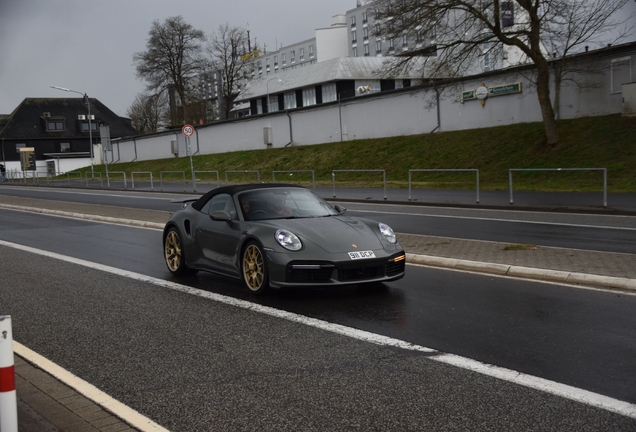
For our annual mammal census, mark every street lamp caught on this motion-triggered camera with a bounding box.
[266,77,282,113]
[50,85,94,177]
[246,23,251,52]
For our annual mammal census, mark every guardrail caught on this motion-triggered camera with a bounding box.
[159,171,186,192]
[272,170,315,189]
[131,172,154,190]
[332,169,387,200]
[509,168,607,208]
[193,170,220,191]
[107,171,127,189]
[84,172,104,188]
[408,169,480,203]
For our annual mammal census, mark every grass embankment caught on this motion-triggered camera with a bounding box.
[83,114,636,192]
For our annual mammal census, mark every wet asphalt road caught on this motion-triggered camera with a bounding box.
[1,185,636,254]
[1,209,635,412]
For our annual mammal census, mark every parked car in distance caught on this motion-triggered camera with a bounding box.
[163,184,405,294]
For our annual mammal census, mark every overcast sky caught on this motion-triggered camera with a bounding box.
[0,0,355,117]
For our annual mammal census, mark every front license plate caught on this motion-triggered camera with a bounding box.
[348,250,376,260]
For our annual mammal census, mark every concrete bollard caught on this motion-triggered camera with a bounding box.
[0,316,17,432]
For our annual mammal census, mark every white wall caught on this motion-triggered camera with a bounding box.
[316,26,349,62]
[76,46,633,171]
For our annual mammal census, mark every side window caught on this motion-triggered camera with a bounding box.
[200,194,238,219]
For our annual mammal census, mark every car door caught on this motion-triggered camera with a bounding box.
[196,193,242,276]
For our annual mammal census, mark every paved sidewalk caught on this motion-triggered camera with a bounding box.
[1,193,635,432]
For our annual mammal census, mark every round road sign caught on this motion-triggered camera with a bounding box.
[182,124,195,137]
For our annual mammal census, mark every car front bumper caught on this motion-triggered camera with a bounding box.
[266,250,406,289]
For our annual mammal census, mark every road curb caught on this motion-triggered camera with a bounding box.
[406,253,636,292]
[2,203,635,293]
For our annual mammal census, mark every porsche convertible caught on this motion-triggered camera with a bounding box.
[163,184,405,294]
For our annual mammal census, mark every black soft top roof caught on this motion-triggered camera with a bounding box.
[191,183,306,211]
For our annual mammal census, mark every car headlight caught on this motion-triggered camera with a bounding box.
[378,223,397,244]
[275,229,302,251]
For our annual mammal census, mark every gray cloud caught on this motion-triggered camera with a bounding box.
[0,0,352,117]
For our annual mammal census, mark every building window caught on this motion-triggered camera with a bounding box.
[611,56,632,94]
[352,47,358,57]
[282,53,287,65]
[80,122,97,132]
[402,34,408,47]
[362,11,368,24]
[300,48,305,61]
[351,30,357,43]
[389,39,395,51]
[309,45,314,58]
[363,27,369,40]
[355,80,381,95]
[268,95,279,112]
[302,87,316,106]
[351,15,356,27]
[483,42,491,72]
[376,40,382,54]
[60,142,71,152]
[284,92,297,109]
[274,55,278,68]
[322,83,337,103]
[291,50,296,63]
[46,120,65,131]
[364,44,370,56]
[256,98,263,114]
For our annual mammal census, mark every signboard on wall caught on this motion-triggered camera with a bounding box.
[19,147,35,171]
[462,82,522,103]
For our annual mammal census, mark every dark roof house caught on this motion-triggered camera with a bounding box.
[0,97,138,165]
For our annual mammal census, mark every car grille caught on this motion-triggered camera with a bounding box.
[286,254,405,284]
[386,259,405,276]
[338,265,384,281]
[289,267,333,283]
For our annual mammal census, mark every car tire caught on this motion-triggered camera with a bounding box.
[164,227,193,276]
[242,241,269,294]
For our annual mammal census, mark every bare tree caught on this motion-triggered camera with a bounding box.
[207,23,253,120]
[374,0,633,147]
[133,16,206,126]
[127,92,169,133]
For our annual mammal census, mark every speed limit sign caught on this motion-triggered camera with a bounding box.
[182,124,195,137]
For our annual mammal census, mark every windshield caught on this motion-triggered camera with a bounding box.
[238,188,339,221]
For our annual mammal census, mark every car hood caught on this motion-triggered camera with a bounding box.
[270,216,384,253]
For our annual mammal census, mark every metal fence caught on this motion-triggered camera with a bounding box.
[131,172,154,190]
[509,168,607,208]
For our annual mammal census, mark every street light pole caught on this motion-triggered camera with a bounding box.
[246,23,251,52]
[50,85,95,177]
[266,77,282,113]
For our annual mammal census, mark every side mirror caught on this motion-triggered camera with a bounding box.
[334,204,347,215]
[210,210,232,221]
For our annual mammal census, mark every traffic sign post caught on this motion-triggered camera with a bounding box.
[182,125,196,192]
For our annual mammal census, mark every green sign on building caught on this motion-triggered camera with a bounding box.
[462,82,522,103]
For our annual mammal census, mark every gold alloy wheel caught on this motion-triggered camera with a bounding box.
[165,230,182,272]
[243,244,265,291]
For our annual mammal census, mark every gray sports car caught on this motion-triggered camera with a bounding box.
[163,184,405,294]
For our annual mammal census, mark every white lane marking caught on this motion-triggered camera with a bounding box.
[1,239,635,420]
[13,343,169,432]
[346,208,636,231]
